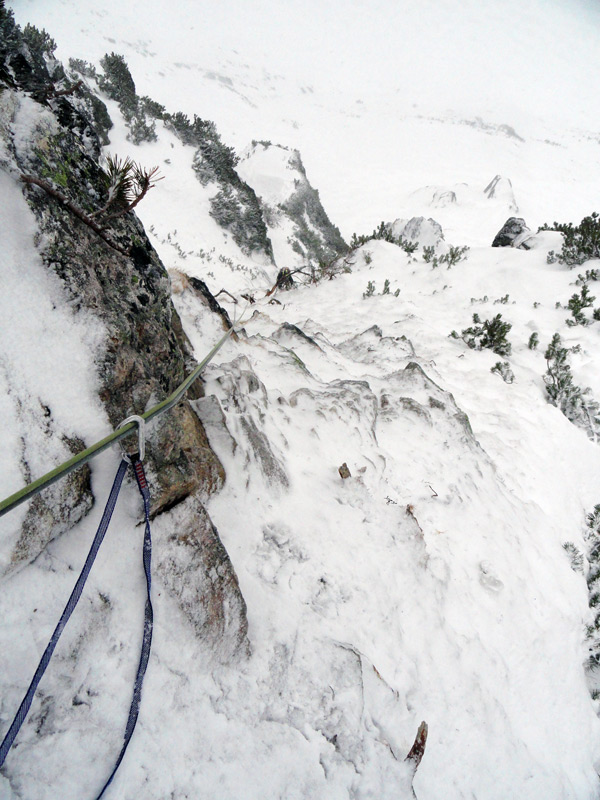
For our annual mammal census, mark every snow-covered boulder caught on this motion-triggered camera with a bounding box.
[389,216,447,251]
[483,174,518,212]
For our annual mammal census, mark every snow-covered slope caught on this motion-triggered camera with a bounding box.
[2,2,600,799]
[9,0,600,240]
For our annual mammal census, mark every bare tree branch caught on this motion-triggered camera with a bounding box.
[46,80,83,99]
[214,288,238,304]
[20,174,129,256]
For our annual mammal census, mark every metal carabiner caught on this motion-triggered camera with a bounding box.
[117,414,146,462]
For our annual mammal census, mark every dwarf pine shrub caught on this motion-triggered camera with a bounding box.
[491,361,515,383]
[350,223,419,255]
[441,245,469,268]
[69,58,97,79]
[566,284,595,326]
[22,23,56,56]
[563,541,584,573]
[584,505,600,669]
[98,52,137,112]
[423,244,469,269]
[422,245,435,263]
[98,52,156,143]
[544,333,600,440]
[575,269,600,286]
[540,212,600,267]
[452,313,512,356]
[363,280,376,298]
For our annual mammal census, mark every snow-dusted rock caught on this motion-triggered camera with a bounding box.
[483,174,518,212]
[492,216,535,249]
[338,325,415,365]
[153,495,249,663]
[389,216,446,251]
[0,26,248,659]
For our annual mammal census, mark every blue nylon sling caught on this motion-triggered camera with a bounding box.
[0,457,153,799]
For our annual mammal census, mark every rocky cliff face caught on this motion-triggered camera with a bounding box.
[0,9,248,657]
[238,141,347,267]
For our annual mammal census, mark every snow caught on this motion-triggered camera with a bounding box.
[0,155,107,569]
[2,1,600,798]
[10,0,600,241]
[238,142,298,205]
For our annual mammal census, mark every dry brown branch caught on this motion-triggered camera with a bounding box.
[47,80,83,99]
[20,174,129,256]
[214,288,238,305]
[405,504,424,535]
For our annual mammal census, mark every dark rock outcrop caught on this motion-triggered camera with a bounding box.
[492,217,534,249]
[188,277,235,332]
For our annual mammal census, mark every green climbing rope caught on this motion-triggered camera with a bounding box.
[0,326,236,518]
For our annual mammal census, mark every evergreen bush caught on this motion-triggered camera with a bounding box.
[349,222,419,255]
[566,284,595,326]
[491,361,515,383]
[563,541,584,573]
[544,333,600,440]
[22,23,56,56]
[441,245,470,268]
[452,313,512,356]
[584,505,600,669]
[539,212,600,267]
[98,52,155,144]
[363,280,376,297]
[575,269,600,286]
[98,52,137,111]
[422,245,435,263]
[68,58,97,79]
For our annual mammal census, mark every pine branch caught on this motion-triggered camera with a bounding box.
[105,164,162,219]
[20,174,129,256]
[92,157,162,221]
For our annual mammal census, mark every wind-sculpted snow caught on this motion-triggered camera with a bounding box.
[177,279,600,798]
